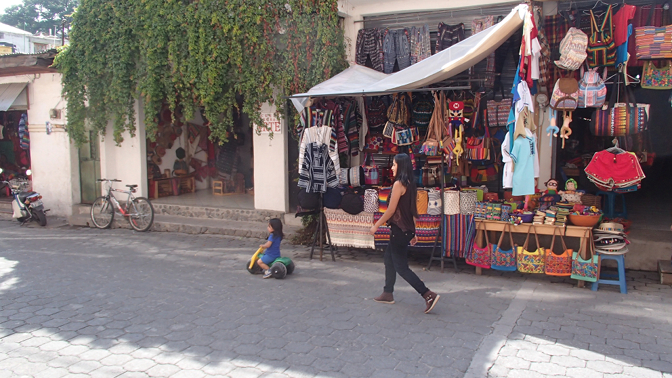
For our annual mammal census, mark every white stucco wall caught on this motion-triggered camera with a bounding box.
[99,101,148,198]
[253,103,288,212]
[0,73,79,217]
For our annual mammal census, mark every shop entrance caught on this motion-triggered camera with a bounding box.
[146,105,254,209]
[0,110,31,191]
[79,130,101,204]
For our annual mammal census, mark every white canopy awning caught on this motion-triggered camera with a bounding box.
[290,65,389,112]
[290,4,527,112]
[0,82,28,111]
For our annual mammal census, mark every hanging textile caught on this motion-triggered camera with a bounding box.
[356,28,384,72]
[18,114,29,150]
[472,16,496,88]
[435,23,465,53]
[444,214,477,258]
[382,28,412,73]
[324,209,375,249]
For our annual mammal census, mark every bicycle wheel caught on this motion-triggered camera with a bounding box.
[91,196,114,229]
[128,197,154,232]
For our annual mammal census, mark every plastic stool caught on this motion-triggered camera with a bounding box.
[591,254,627,294]
[596,191,628,219]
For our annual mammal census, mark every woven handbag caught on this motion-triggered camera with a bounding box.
[427,188,442,215]
[586,6,616,67]
[491,223,517,271]
[420,92,445,156]
[571,230,600,282]
[486,98,511,127]
[641,61,672,90]
[545,227,573,276]
[635,25,672,59]
[378,187,391,213]
[443,189,460,215]
[590,74,649,137]
[364,189,379,213]
[416,189,429,215]
[362,154,379,186]
[459,190,478,215]
[467,221,491,269]
[516,225,545,274]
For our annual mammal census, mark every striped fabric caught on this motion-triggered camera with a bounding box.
[378,187,391,212]
[635,25,672,59]
[373,213,441,249]
[444,214,476,258]
[324,209,375,250]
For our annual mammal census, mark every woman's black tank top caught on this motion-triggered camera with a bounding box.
[389,183,415,233]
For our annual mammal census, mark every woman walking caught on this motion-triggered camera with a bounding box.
[370,153,440,314]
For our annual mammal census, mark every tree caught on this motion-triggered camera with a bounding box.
[1,0,77,36]
[53,0,348,146]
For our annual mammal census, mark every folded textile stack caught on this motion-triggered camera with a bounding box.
[533,211,546,225]
[584,150,646,192]
[555,204,572,226]
[594,222,629,255]
[544,209,556,225]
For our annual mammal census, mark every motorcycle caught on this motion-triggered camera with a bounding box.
[0,168,48,226]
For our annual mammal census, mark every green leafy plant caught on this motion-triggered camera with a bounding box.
[53,0,347,145]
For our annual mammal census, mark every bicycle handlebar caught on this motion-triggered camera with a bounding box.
[97,179,122,182]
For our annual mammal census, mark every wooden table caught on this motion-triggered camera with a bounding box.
[474,220,594,287]
[148,175,196,199]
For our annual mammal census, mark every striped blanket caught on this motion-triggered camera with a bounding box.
[373,213,442,249]
[324,209,375,250]
[444,214,477,258]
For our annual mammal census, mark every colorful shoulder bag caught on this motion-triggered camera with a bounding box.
[641,61,672,90]
[467,221,491,269]
[544,227,573,276]
[516,225,545,274]
[490,223,517,271]
[571,230,600,282]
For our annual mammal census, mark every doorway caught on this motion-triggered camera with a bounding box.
[79,130,101,204]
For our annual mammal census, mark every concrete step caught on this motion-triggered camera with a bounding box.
[68,213,299,239]
[152,203,284,223]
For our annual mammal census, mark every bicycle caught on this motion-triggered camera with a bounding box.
[90,179,154,232]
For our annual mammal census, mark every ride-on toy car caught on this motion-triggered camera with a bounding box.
[247,248,295,279]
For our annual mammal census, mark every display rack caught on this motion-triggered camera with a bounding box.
[310,194,336,262]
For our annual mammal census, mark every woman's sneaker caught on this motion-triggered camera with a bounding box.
[263,270,272,279]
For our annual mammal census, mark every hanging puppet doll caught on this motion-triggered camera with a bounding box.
[447,100,467,165]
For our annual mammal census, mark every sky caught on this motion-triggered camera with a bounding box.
[0,0,24,12]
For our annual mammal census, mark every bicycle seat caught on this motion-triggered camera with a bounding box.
[126,185,138,189]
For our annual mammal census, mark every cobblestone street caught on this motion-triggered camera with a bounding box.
[0,220,671,378]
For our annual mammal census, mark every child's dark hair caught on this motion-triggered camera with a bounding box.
[269,218,284,240]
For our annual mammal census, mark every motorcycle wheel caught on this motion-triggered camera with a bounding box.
[33,209,47,227]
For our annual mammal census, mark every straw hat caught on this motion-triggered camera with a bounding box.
[596,222,626,235]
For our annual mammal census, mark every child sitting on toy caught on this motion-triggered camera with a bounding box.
[257,218,284,279]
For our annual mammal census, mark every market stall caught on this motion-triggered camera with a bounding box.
[292,0,664,291]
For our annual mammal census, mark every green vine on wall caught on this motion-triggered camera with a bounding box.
[53,0,347,146]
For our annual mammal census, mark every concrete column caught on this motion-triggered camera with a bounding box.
[99,101,148,197]
[15,73,79,217]
[253,102,288,212]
